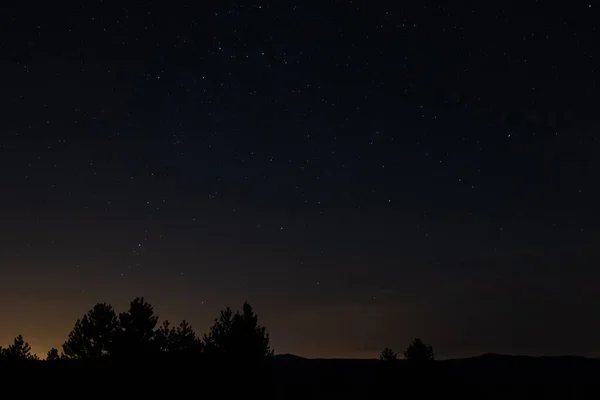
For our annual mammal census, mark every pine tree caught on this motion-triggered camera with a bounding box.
[62,303,119,360]
[5,334,33,360]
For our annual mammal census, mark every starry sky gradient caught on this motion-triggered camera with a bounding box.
[1,1,599,358]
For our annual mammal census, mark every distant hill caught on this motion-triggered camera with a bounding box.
[272,353,600,385]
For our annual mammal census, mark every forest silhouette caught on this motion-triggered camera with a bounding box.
[1,297,599,389]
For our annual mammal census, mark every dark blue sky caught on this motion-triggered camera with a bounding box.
[0,1,598,358]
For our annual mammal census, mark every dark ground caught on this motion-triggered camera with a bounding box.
[3,353,599,390]
[273,353,600,385]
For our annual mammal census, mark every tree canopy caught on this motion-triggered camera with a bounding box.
[62,302,119,360]
[20,298,274,365]
[380,347,398,362]
[404,338,434,361]
[46,347,61,361]
[114,297,159,359]
[203,302,273,361]
[0,334,35,361]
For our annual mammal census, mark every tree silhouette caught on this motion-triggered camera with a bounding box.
[152,319,203,357]
[203,306,234,357]
[0,298,277,370]
[172,320,202,354]
[3,334,35,361]
[203,302,273,361]
[233,302,273,359]
[114,297,159,359]
[46,347,60,361]
[154,320,175,353]
[119,297,158,341]
[380,347,398,361]
[404,338,434,361]
[62,303,119,360]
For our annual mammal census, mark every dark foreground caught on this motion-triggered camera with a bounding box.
[1,354,598,389]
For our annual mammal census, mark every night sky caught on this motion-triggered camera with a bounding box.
[1,1,598,359]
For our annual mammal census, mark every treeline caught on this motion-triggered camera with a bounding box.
[0,297,272,366]
[0,296,434,368]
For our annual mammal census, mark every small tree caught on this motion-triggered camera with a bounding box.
[154,320,175,353]
[404,338,434,361]
[46,347,61,361]
[380,347,398,361]
[4,334,34,360]
[62,303,119,360]
[171,320,202,354]
[230,302,273,360]
[203,306,234,357]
